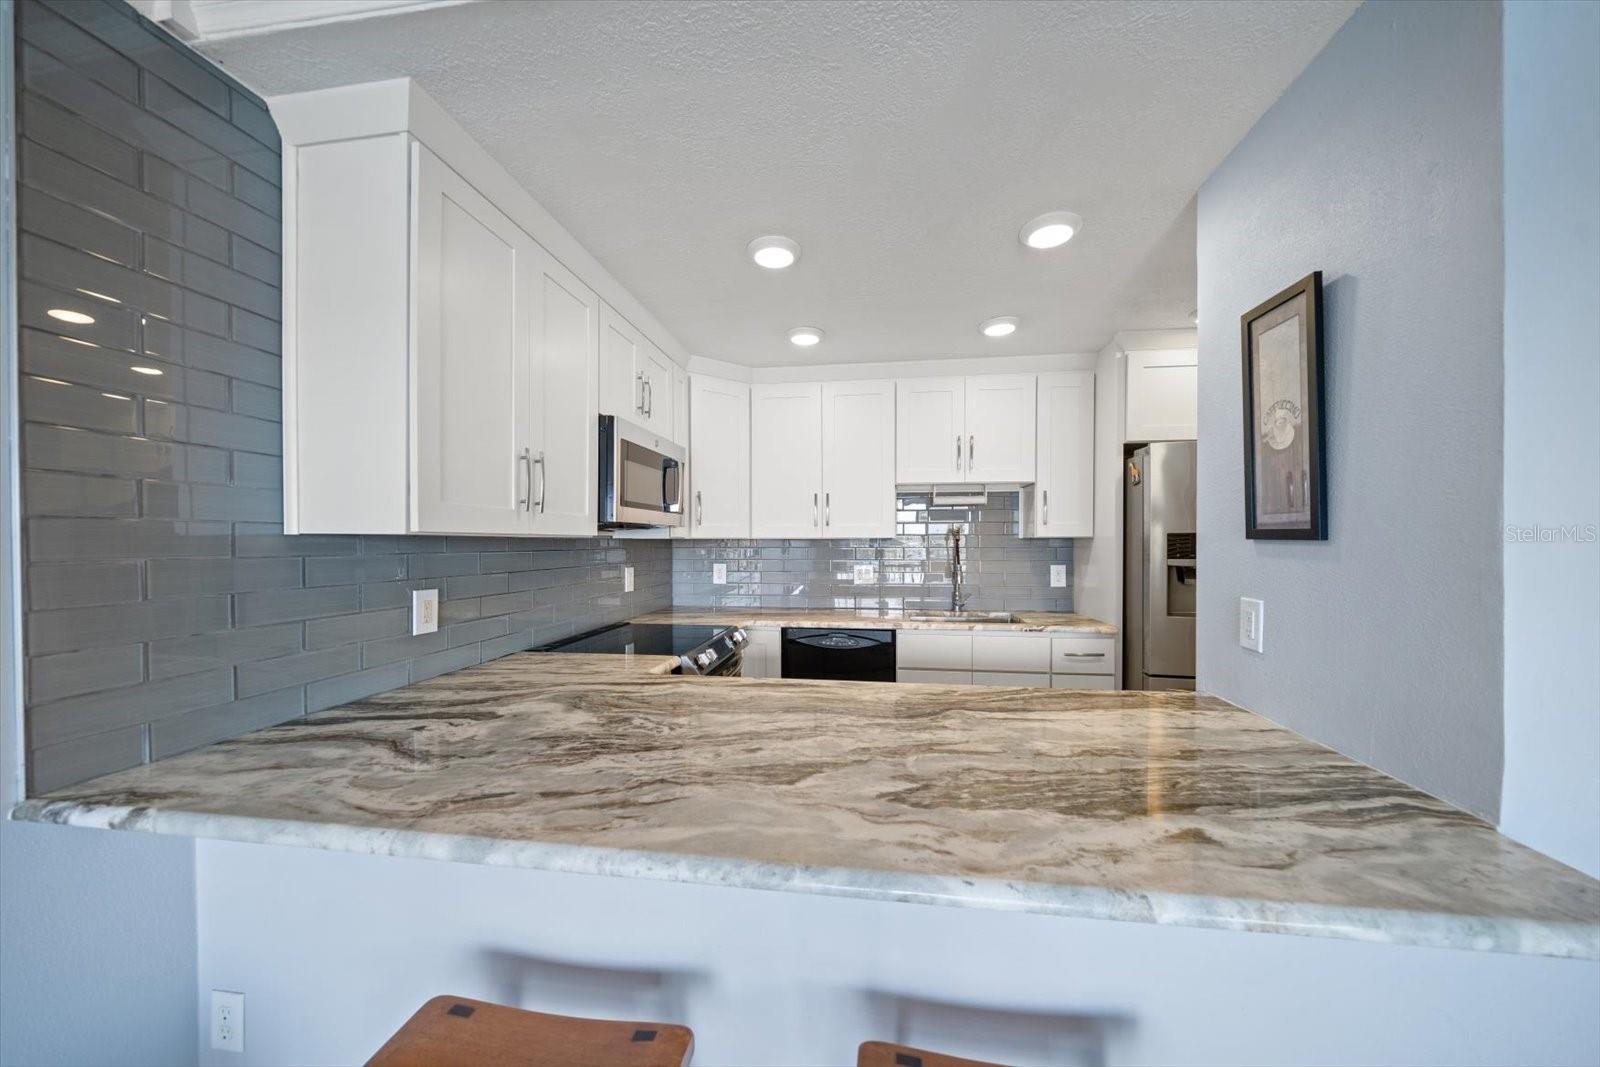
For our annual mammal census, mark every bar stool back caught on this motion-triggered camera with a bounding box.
[858,1039,1010,1067]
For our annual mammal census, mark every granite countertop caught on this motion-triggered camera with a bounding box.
[12,652,1598,959]
[631,607,1118,635]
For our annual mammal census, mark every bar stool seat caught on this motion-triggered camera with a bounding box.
[366,995,694,1067]
[858,1039,1010,1067]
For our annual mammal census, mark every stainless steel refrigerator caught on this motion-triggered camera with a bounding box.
[1123,441,1197,690]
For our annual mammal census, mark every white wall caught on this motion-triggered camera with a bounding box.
[1194,0,1505,817]
[1498,0,1600,877]
[194,838,1598,1067]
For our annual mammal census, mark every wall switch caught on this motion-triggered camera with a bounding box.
[411,588,439,636]
[623,565,634,593]
[712,563,727,585]
[1049,564,1068,588]
[853,562,876,585]
[1239,597,1265,653]
[210,990,245,1053]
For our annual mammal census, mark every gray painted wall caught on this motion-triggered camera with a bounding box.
[1499,0,1600,876]
[15,0,671,793]
[1194,0,1504,817]
[673,492,1074,612]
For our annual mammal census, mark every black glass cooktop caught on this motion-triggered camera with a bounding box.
[545,623,725,657]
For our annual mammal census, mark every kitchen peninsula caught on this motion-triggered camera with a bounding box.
[14,646,1598,961]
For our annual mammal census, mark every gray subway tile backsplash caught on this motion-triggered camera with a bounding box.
[16,0,674,792]
[674,492,1074,614]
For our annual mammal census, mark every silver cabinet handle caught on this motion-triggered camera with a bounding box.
[825,492,831,526]
[518,447,531,511]
[1059,652,1104,658]
[955,434,962,472]
[534,450,546,513]
[643,379,653,418]
[969,434,975,468]
[636,371,646,413]
[1043,489,1049,526]
[695,489,703,526]
[812,491,819,527]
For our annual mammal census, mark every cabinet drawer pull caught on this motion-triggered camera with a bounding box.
[1058,651,1104,658]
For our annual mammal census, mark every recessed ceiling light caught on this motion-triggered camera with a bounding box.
[1019,210,1083,250]
[47,308,95,325]
[130,365,164,376]
[980,316,1019,338]
[76,288,120,304]
[748,235,800,270]
[787,326,823,347]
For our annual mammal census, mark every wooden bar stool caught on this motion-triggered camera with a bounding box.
[366,995,693,1067]
[858,1039,1009,1067]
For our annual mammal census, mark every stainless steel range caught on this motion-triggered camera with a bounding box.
[544,622,747,676]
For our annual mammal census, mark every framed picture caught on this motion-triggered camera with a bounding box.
[1240,271,1327,539]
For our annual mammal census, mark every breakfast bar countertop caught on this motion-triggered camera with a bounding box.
[11,651,1599,960]
[629,607,1118,634]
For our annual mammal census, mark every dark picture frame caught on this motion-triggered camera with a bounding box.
[1240,271,1327,539]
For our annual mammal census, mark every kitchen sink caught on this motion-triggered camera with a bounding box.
[902,610,1019,623]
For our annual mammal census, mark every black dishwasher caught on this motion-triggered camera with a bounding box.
[781,628,896,682]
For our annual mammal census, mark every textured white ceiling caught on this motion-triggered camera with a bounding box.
[199,0,1357,366]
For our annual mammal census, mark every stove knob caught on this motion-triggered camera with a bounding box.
[695,651,715,669]
[732,629,747,645]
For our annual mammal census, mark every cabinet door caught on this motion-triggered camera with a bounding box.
[821,379,896,537]
[1033,371,1094,537]
[672,364,689,446]
[895,377,965,482]
[1125,349,1197,441]
[750,383,824,538]
[527,243,599,535]
[688,375,751,538]
[640,340,675,435]
[411,147,531,535]
[599,303,644,422]
[964,374,1036,482]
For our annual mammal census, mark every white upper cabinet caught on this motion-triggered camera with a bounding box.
[751,380,896,538]
[1029,371,1095,537]
[1125,348,1197,442]
[821,380,896,537]
[688,375,751,538]
[671,363,689,447]
[896,374,1035,483]
[964,374,1036,482]
[412,147,532,535]
[896,377,966,482]
[526,248,600,535]
[750,383,825,537]
[600,303,677,439]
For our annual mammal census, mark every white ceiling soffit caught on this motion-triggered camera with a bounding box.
[196,1,1358,367]
[134,1,475,42]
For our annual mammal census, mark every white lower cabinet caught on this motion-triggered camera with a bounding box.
[900,630,1112,688]
[687,375,751,538]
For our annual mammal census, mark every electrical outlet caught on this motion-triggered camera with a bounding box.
[411,588,439,636]
[712,563,727,585]
[210,990,245,1053]
[1239,597,1265,653]
[853,562,876,585]
[1049,564,1067,588]
[623,565,635,593]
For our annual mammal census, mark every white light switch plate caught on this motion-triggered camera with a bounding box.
[210,990,244,1053]
[411,588,439,636]
[1049,564,1068,588]
[623,565,634,593]
[1239,597,1265,653]
[853,562,876,585]
[712,563,727,585]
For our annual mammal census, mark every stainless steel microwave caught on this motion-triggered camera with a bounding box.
[598,415,686,529]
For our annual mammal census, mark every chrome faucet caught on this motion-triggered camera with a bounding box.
[947,525,971,611]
